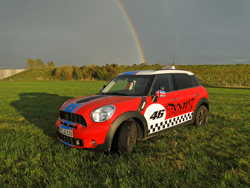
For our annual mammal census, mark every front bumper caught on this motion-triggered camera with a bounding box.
[55,119,111,151]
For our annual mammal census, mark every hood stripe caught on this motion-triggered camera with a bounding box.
[76,95,104,104]
[61,96,92,111]
[62,96,105,113]
[72,97,106,113]
[62,101,73,111]
[63,102,80,113]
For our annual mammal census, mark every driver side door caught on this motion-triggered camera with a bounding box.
[142,74,180,135]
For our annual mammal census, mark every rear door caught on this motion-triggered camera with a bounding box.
[172,74,202,119]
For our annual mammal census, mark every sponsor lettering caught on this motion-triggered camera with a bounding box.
[166,98,194,117]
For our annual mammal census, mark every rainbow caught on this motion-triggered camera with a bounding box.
[114,0,146,64]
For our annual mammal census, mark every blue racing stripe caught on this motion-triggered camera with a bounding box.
[61,120,73,126]
[60,140,74,147]
[122,71,140,75]
[63,102,81,113]
[60,125,72,130]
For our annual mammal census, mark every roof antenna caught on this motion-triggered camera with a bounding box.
[173,56,175,65]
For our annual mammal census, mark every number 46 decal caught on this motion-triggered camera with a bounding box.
[150,110,165,120]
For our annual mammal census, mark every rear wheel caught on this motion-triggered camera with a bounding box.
[117,121,137,154]
[195,105,209,126]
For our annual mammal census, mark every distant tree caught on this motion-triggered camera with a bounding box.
[93,67,106,80]
[36,59,45,68]
[105,63,118,80]
[26,59,37,69]
[55,65,73,80]
[55,67,62,80]
[140,62,148,66]
[46,61,56,68]
[72,66,80,79]
[79,66,91,80]
[110,63,118,68]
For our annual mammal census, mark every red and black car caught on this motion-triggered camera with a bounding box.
[55,66,209,154]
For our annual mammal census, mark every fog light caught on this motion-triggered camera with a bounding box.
[92,139,97,146]
[76,140,80,146]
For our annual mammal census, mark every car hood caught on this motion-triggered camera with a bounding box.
[60,95,142,114]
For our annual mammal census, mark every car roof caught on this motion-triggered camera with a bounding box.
[118,69,194,76]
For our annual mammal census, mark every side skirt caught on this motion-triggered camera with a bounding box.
[144,119,193,140]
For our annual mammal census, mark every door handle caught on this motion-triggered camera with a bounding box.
[172,98,179,101]
[195,94,200,97]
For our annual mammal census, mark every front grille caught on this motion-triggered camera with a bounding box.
[57,131,84,147]
[61,121,77,129]
[60,111,87,127]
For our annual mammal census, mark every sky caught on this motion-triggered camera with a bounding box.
[1,0,250,69]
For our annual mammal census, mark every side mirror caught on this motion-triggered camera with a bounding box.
[155,89,167,98]
[152,86,166,102]
[100,85,106,92]
[155,86,166,98]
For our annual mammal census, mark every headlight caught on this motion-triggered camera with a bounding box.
[91,105,116,122]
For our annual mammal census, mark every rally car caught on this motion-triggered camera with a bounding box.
[55,66,209,154]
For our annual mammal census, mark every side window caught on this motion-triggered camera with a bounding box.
[173,74,193,90]
[190,75,201,87]
[151,74,173,94]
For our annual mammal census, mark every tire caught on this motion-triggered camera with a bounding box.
[117,121,137,154]
[195,105,209,126]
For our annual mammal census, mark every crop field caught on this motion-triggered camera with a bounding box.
[0,81,250,187]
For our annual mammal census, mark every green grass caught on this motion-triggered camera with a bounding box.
[0,81,250,187]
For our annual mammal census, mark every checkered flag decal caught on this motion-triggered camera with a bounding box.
[148,112,193,134]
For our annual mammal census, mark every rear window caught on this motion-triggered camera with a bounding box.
[173,74,193,90]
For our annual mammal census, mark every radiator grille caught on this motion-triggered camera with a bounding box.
[60,111,87,127]
[57,131,84,147]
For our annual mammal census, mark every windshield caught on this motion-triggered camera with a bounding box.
[101,75,153,96]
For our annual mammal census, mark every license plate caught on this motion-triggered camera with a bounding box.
[59,126,73,137]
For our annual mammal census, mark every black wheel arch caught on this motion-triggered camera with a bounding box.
[104,111,148,151]
[192,97,209,123]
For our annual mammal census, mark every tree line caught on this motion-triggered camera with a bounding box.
[54,64,120,81]
[26,59,55,69]
[24,59,250,87]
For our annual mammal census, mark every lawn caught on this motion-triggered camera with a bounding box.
[0,81,249,187]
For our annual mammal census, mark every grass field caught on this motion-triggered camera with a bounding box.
[0,81,250,187]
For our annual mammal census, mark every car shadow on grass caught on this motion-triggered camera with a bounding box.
[11,92,72,139]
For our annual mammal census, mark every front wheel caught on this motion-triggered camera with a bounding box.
[195,105,209,126]
[117,121,137,154]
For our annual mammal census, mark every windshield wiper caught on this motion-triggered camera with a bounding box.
[102,92,128,96]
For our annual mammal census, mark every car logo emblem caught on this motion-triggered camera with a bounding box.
[68,107,72,110]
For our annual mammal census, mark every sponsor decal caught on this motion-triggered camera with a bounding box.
[144,103,166,131]
[144,99,195,134]
[166,98,195,118]
[148,112,193,134]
